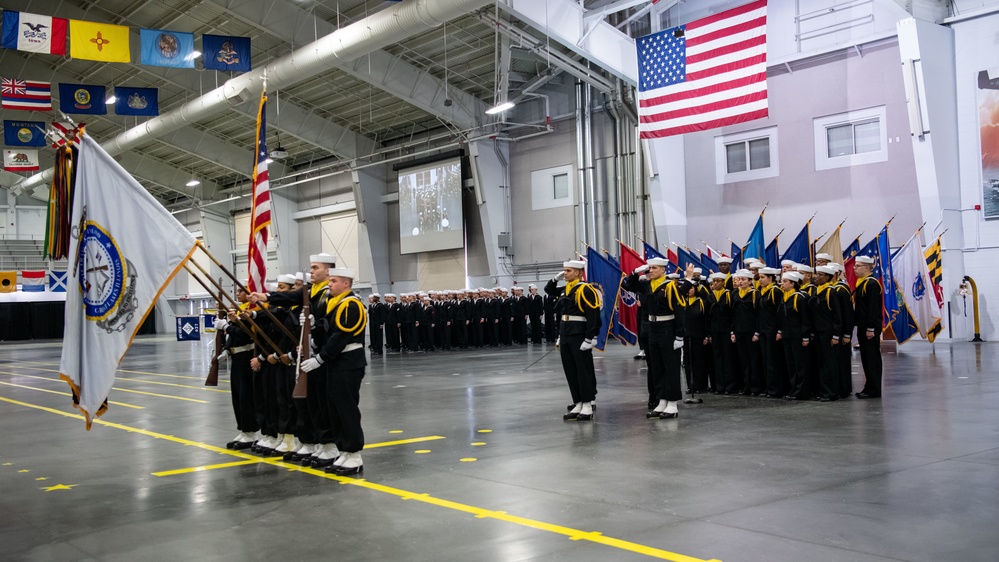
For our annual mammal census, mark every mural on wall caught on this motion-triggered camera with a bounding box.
[978,68,999,218]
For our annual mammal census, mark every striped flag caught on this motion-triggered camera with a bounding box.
[20,270,45,292]
[247,91,271,294]
[637,0,768,138]
[923,235,944,341]
[1,78,51,111]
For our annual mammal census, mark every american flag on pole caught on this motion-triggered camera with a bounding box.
[247,91,271,294]
[637,0,768,139]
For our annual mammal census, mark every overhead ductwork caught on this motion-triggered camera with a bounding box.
[12,0,493,195]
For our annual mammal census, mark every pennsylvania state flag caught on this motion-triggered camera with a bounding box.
[69,19,130,63]
[114,86,157,116]
[139,29,195,68]
[203,34,251,72]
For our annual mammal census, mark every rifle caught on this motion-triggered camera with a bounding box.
[205,280,224,387]
[292,283,311,398]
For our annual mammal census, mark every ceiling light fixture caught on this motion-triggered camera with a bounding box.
[185,178,201,187]
[485,101,515,115]
[105,94,117,105]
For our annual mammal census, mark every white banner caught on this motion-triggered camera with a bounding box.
[3,149,39,171]
[891,232,942,342]
[60,133,197,428]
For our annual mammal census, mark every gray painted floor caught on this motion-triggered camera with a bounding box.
[0,337,997,562]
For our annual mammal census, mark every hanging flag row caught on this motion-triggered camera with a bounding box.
[1,10,250,71]
[2,80,159,115]
[2,119,85,172]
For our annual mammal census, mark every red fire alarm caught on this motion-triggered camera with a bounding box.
[975,204,982,210]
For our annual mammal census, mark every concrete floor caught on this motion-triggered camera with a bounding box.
[0,336,997,562]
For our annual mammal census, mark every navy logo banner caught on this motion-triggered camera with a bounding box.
[114,86,158,116]
[58,83,106,115]
[202,34,251,72]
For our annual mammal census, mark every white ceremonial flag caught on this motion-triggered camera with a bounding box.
[891,230,942,343]
[60,133,197,429]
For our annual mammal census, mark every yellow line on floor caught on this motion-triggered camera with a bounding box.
[363,435,446,449]
[0,381,143,409]
[0,371,210,404]
[6,360,230,384]
[8,365,229,394]
[0,395,720,562]
[153,459,261,477]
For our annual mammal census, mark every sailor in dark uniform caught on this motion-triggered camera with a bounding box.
[853,255,883,398]
[545,259,602,421]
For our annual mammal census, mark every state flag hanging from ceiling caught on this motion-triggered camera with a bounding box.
[1,78,51,111]
[202,34,251,72]
[4,148,39,171]
[58,83,107,115]
[2,10,67,55]
[636,0,768,138]
[114,86,158,116]
[139,29,195,68]
[4,119,46,146]
[69,19,130,63]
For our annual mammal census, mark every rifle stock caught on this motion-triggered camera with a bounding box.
[205,280,224,386]
[292,286,311,398]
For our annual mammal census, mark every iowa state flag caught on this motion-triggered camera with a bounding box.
[203,34,251,72]
[2,11,67,55]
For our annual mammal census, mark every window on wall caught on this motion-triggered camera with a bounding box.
[553,173,569,200]
[714,126,779,184]
[814,106,888,171]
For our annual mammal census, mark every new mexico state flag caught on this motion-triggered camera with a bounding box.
[70,19,130,63]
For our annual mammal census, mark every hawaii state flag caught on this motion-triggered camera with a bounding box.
[2,11,67,55]
[1,78,51,110]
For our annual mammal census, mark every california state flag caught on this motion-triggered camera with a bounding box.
[60,133,197,429]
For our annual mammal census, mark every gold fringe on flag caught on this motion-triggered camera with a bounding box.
[45,140,77,260]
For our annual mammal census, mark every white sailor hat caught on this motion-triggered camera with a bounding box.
[277,274,296,284]
[667,273,680,279]
[815,253,833,261]
[513,286,524,291]
[760,267,780,276]
[856,255,875,264]
[563,259,586,269]
[795,264,814,273]
[749,261,764,269]
[780,260,796,266]
[816,265,836,275]
[733,269,754,279]
[371,293,381,298]
[310,253,337,265]
[717,256,734,264]
[783,271,803,282]
[708,272,727,281]
[744,257,760,264]
[647,257,670,267]
[528,284,537,289]
[327,267,357,279]
[385,293,396,297]
[295,272,304,281]
[828,262,843,272]
[692,267,703,274]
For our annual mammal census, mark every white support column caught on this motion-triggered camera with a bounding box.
[199,211,234,282]
[352,167,392,294]
[468,139,513,287]
[644,136,687,247]
[897,17,965,340]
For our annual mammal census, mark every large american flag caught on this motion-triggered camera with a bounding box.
[1,78,52,111]
[247,91,271,294]
[637,0,768,139]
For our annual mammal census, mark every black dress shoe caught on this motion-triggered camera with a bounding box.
[563,411,579,420]
[231,440,254,450]
[225,440,240,449]
[335,465,363,476]
[659,411,679,419]
[282,451,300,462]
[855,392,881,399]
[567,403,576,412]
[784,396,798,401]
[646,410,663,419]
[576,413,593,422]
[311,457,337,469]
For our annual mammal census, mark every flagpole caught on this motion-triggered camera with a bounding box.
[192,241,299,343]
[184,260,290,353]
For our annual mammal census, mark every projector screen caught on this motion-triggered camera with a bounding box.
[398,158,464,254]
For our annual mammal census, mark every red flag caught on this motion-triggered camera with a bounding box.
[617,242,644,344]
[247,91,271,294]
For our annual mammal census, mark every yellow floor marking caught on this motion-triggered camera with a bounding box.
[18,469,29,473]
[0,380,144,409]
[476,429,492,433]
[389,430,403,434]
[7,360,230,384]
[6,366,230,394]
[0,372,209,404]
[471,442,486,446]
[459,458,477,462]
[153,459,261,477]
[0,395,721,562]
[35,477,48,481]
[414,450,431,454]
[363,436,445,449]
[40,484,76,492]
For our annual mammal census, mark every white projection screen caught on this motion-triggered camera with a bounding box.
[398,158,464,254]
